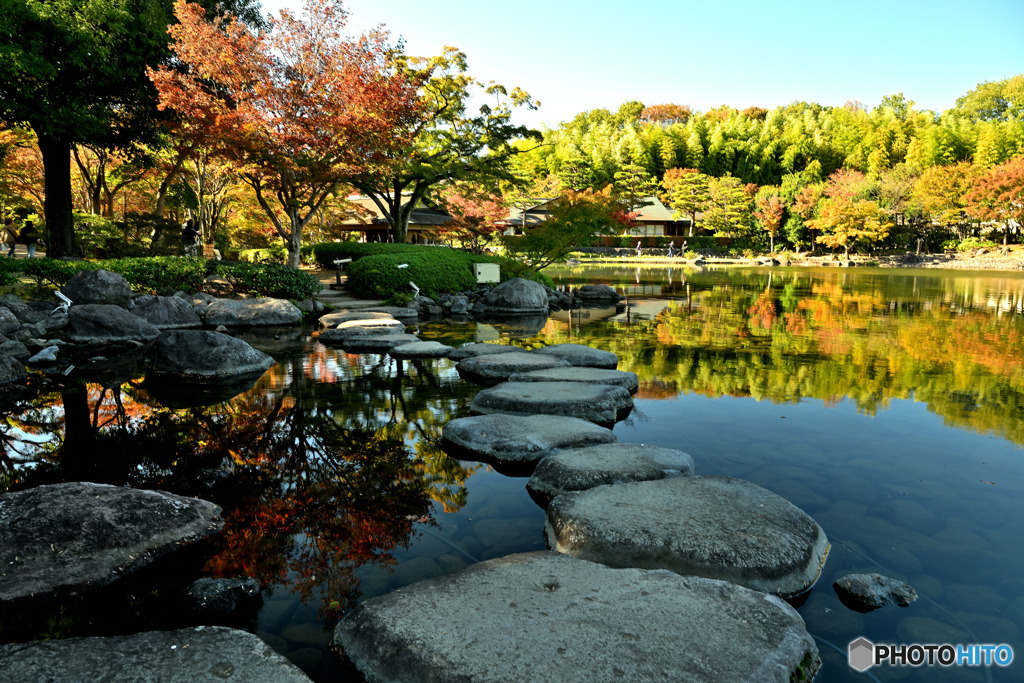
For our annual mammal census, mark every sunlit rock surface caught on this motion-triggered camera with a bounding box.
[333,551,819,683]
[0,626,311,682]
[390,341,453,359]
[0,482,223,603]
[442,414,617,474]
[471,380,633,427]
[204,298,303,327]
[545,476,830,599]
[527,443,695,506]
[456,351,569,385]
[533,343,619,369]
[509,366,639,394]
[318,318,406,341]
[318,310,396,328]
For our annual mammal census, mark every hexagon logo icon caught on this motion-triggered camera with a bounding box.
[848,637,875,672]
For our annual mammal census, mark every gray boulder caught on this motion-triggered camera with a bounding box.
[204,298,302,327]
[0,306,20,335]
[0,355,26,385]
[545,476,830,599]
[333,551,819,683]
[145,330,274,381]
[336,334,422,353]
[576,284,623,302]
[509,366,639,394]
[26,345,59,364]
[471,380,633,427]
[833,572,917,612]
[0,626,311,682]
[534,343,619,368]
[441,414,617,474]
[447,342,517,361]
[0,482,223,603]
[483,278,549,314]
[456,351,569,385]
[62,269,133,307]
[129,295,202,329]
[527,443,695,506]
[0,339,29,359]
[390,341,453,359]
[67,304,162,345]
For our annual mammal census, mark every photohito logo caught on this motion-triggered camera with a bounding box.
[849,637,1014,671]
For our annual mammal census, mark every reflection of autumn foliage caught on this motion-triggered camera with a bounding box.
[746,292,778,332]
[636,380,679,400]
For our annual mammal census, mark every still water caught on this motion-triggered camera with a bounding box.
[2,264,1023,682]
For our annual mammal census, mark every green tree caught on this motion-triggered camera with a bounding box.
[953,75,1024,122]
[661,168,710,236]
[613,163,658,213]
[704,176,751,238]
[348,47,539,243]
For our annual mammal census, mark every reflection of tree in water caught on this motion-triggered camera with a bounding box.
[0,342,481,619]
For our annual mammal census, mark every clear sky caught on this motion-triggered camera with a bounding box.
[261,0,1024,129]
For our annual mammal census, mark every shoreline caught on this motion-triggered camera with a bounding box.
[574,253,1024,273]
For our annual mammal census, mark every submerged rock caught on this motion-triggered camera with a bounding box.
[833,572,918,612]
[0,626,311,682]
[575,284,623,302]
[0,482,223,603]
[456,351,569,385]
[441,414,617,474]
[533,343,618,369]
[471,380,633,427]
[333,551,819,683]
[545,476,830,599]
[527,443,695,506]
[186,577,262,618]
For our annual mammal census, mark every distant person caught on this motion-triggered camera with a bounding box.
[181,219,200,256]
[18,220,38,258]
[635,240,642,258]
[2,218,18,258]
[667,242,674,258]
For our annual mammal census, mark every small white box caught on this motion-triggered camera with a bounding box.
[473,262,500,283]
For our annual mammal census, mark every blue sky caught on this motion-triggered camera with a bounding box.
[262,0,1024,128]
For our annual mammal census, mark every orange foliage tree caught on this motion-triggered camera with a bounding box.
[149,0,421,266]
[965,156,1024,245]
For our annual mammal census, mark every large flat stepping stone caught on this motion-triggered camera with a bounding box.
[456,351,569,384]
[527,443,695,506]
[332,551,819,683]
[320,310,396,329]
[390,341,453,359]
[0,626,311,681]
[447,342,518,361]
[509,366,639,394]
[441,414,617,474]
[471,381,633,427]
[359,306,419,322]
[534,343,618,368]
[319,318,406,341]
[336,334,421,353]
[0,482,223,603]
[545,476,830,599]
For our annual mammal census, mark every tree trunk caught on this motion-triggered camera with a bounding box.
[287,210,303,268]
[35,129,79,258]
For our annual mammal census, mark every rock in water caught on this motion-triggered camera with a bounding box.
[333,551,819,683]
[833,572,917,612]
[62,269,133,307]
[545,476,830,599]
[471,380,633,427]
[482,278,549,314]
[204,298,303,327]
[0,626,311,682]
[533,343,618,368]
[145,330,274,381]
[0,482,223,603]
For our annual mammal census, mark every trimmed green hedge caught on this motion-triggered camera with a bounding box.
[310,241,429,268]
[238,245,316,265]
[0,256,320,300]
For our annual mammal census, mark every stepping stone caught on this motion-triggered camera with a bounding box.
[332,551,819,683]
[471,381,633,427]
[527,443,695,506]
[0,626,311,682]
[456,351,569,385]
[545,476,830,599]
[441,414,617,475]
[0,482,223,603]
[334,334,421,353]
[509,367,639,394]
[447,342,518,361]
[319,319,406,341]
[390,341,453,359]
[359,306,419,322]
[319,310,396,329]
[534,343,618,368]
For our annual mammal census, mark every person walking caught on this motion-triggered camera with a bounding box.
[18,220,38,258]
[2,218,18,257]
[635,240,642,258]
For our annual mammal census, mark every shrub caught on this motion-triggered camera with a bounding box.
[956,237,999,252]
[213,261,321,299]
[346,250,509,299]
[238,245,316,265]
[310,241,428,268]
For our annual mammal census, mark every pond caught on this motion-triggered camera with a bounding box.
[2,264,1023,682]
